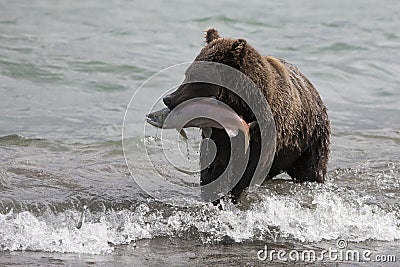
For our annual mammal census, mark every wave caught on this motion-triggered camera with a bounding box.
[0,133,128,151]
[0,134,69,151]
[1,185,399,255]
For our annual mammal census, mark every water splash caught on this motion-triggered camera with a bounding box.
[1,186,399,255]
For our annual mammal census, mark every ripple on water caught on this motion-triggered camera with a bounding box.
[315,42,369,54]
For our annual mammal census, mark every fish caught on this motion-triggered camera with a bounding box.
[146,97,254,153]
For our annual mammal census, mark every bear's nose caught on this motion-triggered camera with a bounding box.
[163,95,173,108]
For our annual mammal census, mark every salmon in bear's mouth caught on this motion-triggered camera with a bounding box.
[146,97,252,153]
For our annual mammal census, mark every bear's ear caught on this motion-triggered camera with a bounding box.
[231,39,247,59]
[204,28,220,44]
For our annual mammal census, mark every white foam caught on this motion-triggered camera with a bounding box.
[0,189,399,255]
[0,210,113,254]
[164,190,400,243]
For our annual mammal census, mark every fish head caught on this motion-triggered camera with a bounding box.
[146,108,170,128]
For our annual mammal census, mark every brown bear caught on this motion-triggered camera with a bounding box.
[163,29,330,202]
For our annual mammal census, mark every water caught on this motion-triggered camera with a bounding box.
[1,0,399,265]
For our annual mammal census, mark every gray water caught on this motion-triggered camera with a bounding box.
[1,0,400,266]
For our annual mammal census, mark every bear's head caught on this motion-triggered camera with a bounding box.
[163,29,264,123]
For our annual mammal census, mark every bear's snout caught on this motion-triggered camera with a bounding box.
[163,94,174,108]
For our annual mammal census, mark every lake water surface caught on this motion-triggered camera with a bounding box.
[0,0,399,266]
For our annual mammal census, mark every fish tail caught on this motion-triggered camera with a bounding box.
[241,120,250,153]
